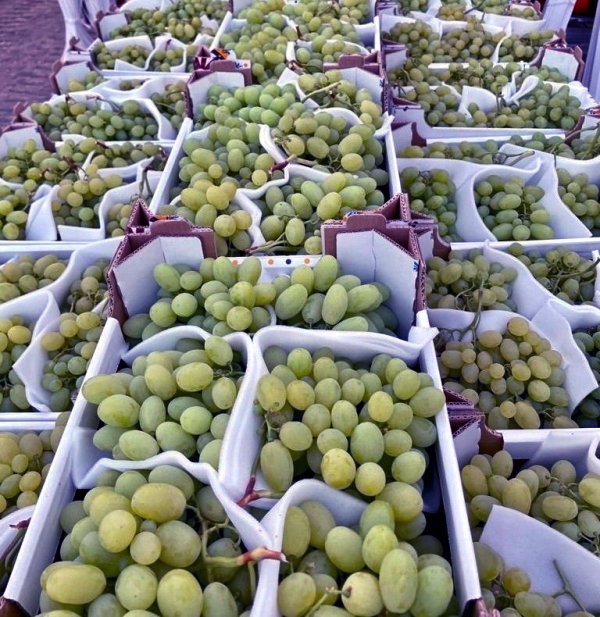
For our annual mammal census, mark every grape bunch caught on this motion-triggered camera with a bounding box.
[0,255,67,304]
[400,168,460,242]
[0,186,32,241]
[464,452,600,558]
[0,317,34,413]
[398,139,508,164]
[37,467,278,613]
[556,168,600,235]
[0,425,65,516]
[507,242,597,305]
[396,0,428,12]
[174,122,283,194]
[149,81,187,131]
[381,20,439,59]
[437,1,468,20]
[498,30,555,62]
[51,172,124,229]
[220,2,297,84]
[122,256,397,341]
[437,316,570,429]
[106,201,134,237]
[64,70,105,93]
[293,39,368,72]
[0,139,84,188]
[282,0,367,38]
[194,83,299,131]
[254,346,445,496]
[41,311,106,412]
[84,336,241,467]
[429,19,505,63]
[400,84,470,128]
[253,172,386,255]
[515,65,569,87]
[272,109,389,180]
[298,71,385,133]
[29,99,160,142]
[571,326,600,428]
[87,141,166,173]
[62,258,110,314]
[116,79,146,91]
[93,43,151,70]
[475,543,591,616]
[148,46,184,72]
[108,0,227,41]
[426,251,518,311]
[471,82,584,131]
[277,500,454,617]
[474,174,554,241]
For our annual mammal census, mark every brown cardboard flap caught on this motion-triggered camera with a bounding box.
[0,599,30,617]
[450,412,504,456]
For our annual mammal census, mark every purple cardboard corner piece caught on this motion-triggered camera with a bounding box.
[0,598,30,617]
[107,200,218,323]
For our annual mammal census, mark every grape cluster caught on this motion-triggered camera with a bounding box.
[507,242,597,305]
[62,258,110,314]
[254,172,386,255]
[65,70,105,93]
[148,46,184,72]
[474,174,554,241]
[277,500,454,617]
[438,316,570,429]
[396,0,428,12]
[194,83,299,131]
[93,43,151,70]
[298,71,385,132]
[122,256,397,341]
[381,20,439,59]
[282,0,367,39]
[437,1,468,20]
[475,542,589,616]
[38,467,272,613]
[556,168,600,235]
[293,39,367,72]
[0,425,66,516]
[87,141,166,172]
[148,81,187,131]
[0,139,84,188]
[41,311,106,412]
[426,251,517,311]
[497,30,555,62]
[106,201,134,237]
[108,0,227,41]
[400,168,460,242]
[0,255,67,304]
[51,172,123,229]
[220,1,297,84]
[0,186,32,241]
[255,346,444,496]
[464,452,600,558]
[0,317,34,413]
[84,336,241,467]
[115,79,146,91]
[398,139,508,164]
[273,109,389,179]
[431,19,505,63]
[572,326,600,428]
[29,99,160,142]
[400,83,469,128]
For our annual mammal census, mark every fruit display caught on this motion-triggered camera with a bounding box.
[3,0,600,615]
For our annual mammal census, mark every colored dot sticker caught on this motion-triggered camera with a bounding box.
[231,260,239,266]
[267,258,274,265]
[303,258,310,264]
[285,259,291,265]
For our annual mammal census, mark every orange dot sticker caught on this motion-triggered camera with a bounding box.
[303,258,310,264]
[268,258,274,265]
[231,260,239,266]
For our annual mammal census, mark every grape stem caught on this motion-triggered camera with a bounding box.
[300,81,342,104]
[305,588,347,616]
[552,559,587,611]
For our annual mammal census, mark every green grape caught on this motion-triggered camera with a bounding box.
[324,526,365,573]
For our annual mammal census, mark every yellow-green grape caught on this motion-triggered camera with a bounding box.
[283,506,311,559]
[379,548,418,612]
[341,571,383,616]
[361,524,399,573]
[0,254,69,304]
[277,572,316,617]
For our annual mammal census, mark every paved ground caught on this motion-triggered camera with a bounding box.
[0,0,65,128]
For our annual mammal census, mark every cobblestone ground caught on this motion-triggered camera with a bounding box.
[0,0,65,127]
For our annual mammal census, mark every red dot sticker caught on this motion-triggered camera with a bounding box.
[303,258,310,264]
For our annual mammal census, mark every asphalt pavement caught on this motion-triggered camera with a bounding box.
[0,0,65,128]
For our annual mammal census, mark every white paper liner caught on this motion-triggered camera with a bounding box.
[427,304,598,412]
[220,326,438,504]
